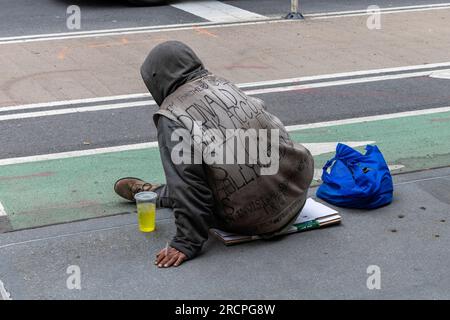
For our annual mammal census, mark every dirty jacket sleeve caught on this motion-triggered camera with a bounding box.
[156,116,216,259]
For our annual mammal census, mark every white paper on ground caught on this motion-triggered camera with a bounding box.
[295,198,338,223]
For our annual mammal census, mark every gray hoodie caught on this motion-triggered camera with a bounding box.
[141,41,314,258]
[141,41,208,106]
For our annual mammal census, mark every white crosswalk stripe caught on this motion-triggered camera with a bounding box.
[171,0,265,22]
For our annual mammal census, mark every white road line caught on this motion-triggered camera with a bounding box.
[0,106,449,167]
[0,142,158,166]
[0,93,150,113]
[3,62,449,114]
[238,62,450,88]
[245,70,439,96]
[0,21,226,42]
[389,164,406,171]
[0,280,12,300]
[308,3,450,18]
[312,6,450,20]
[430,70,450,80]
[1,3,449,44]
[0,19,283,45]
[284,106,450,131]
[1,22,211,41]
[0,100,156,122]
[0,201,6,217]
[171,0,265,22]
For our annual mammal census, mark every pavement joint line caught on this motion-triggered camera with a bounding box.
[0,279,12,300]
[1,3,449,44]
[0,172,449,250]
[1,68,448,121]
[394,174,450,186]
[0,223,139,250]
[171,0,265,23]
[0,106,449,167]
[2,62,450,112]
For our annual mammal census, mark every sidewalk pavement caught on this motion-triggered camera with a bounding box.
[1,9,450,106]
[0,167,448,300]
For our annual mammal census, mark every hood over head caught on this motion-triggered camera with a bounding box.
[140,41,208,106]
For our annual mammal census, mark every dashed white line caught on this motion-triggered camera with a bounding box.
[0,106,449,167]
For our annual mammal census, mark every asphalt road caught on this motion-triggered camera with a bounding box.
[1,75,450,159]
[1,0,450,37]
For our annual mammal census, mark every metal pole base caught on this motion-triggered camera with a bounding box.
[285,12,304,20]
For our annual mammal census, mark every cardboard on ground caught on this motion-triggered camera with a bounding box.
[211,198,341,245]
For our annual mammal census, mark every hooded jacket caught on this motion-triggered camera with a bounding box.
[141,41,314,255]
[141,41,208,107]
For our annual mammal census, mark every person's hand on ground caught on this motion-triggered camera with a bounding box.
[155,246,187,268]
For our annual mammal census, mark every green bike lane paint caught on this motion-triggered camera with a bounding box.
[0,111,449,231]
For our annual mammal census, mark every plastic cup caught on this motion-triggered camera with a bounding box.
[134,191,157,232]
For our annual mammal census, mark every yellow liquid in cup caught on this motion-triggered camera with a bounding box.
[137,202,156,232]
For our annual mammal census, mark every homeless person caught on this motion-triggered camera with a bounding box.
[114,41,314,268]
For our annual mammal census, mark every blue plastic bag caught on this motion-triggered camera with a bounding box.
[316,143,393,209]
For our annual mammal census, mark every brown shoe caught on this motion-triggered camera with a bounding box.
[114,177,160,202]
